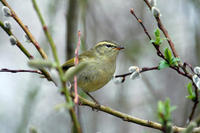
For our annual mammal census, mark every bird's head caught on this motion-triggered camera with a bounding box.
[93,41,124,58]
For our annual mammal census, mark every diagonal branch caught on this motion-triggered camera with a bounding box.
[142,0,198,122]
[31,0,81,132]
[0,20,55,83]
[143,0,179,58]
[77,94,200,133]
[0,0,48,59]
[0,21,33,59]
[0,68,42,74]
[188,83,199,122]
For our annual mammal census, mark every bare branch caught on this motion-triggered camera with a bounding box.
[77,94,200,133]
[0,68,42,74]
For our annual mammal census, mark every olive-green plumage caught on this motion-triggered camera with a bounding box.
[62,41,124,92]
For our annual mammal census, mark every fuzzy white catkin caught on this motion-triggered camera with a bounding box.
[192,74,200,90]
[2,6,11,17]
[9,35,17,45]
[130,71,140,80]
[128,66,138,73]
[196,82,200,90]
[152,7,161,17]
[194,66,200,75]
[192,74,199,84]
[24,34,31,42]
[4,21,12,30]
[113,77,123,84]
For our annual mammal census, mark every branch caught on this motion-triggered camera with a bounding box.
[130,5,198,122]
[129,8,193,80]
[138,1,199,122]
[31,0,81,132]
[0,68,42,74]
[77,95,200,133]
[0,20,54,83]
[188,83,199,122]
[143,0,179,58]
[130,8,165,59]
[0,0,48,59]
[115,66,158,80]
[0,21,33,59]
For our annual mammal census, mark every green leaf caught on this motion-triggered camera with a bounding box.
[171,57,180,66]
[157,98,176,124]
[164,48,173,64]
[187,82,193,95]
[186,95,194,100]
[154,28,160,38]
[186,82,196,101]
[158,101,164,113]
[155,38,163,45]
[151,28,164,45]
[158,60,169,70]
[150,40,155,44]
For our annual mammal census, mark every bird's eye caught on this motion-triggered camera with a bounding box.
[105,44,114,48]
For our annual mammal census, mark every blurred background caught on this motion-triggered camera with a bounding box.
[0,0,200,133]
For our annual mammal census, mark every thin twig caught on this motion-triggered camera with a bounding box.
[115,66,158,79]
[188,83,199,122]
[130,8,193,79]
[74,31,81,104]
[156,17,179,58]
[76,94,200,133]
[0,21,33,59]
[130,8,152,40]
[0,20,54,83]
[0,68,42,74]
[142,0,198,122]
[0,0,48,59]
[143,0,179,58]
[129,8,165,59]
[31,0,81,132]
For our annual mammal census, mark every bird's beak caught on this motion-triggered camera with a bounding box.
[115,46,125,50]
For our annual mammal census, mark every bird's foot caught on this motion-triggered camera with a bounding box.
[92,102,101,111]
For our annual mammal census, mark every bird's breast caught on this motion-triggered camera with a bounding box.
[77,59,116,92]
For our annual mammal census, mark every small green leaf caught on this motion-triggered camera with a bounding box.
[150,40,155,44]
[186,95,194,100]
[171,57,180,66]
[151,28,164,45]
[156,38,163,45]
[164,48,173,64]
[172,57,180,63]
[187,82,193,95]
[186,82,196,101]
[158,60,169,70]
[155,28,160,38]
[157,98,176,125]
[158,101,164,113]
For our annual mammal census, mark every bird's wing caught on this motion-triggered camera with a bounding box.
[62,50,95,70]
[62,58,75,70]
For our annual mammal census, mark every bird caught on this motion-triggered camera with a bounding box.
[62,40,124,104]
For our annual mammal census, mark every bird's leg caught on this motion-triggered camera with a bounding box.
[67,82,73,93]
[86,92,101,110]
